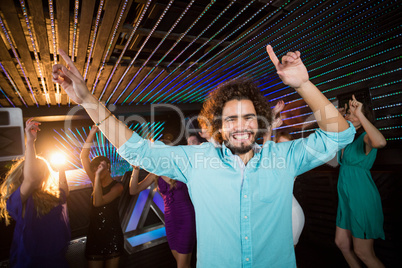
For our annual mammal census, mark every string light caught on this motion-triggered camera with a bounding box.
[115,0,175,104]
[98,0,152,99]
[91,0,130,92]
[192,1,396,102]
[153,0,270,104]
[0,16,37,106]
[376,114,402,121]
[71,0,79,62]
[186,0,398,103]
[0,62,27,106]
[19,0,51,105]
[373,102,401,111]
[48,0,60,105]
[0,87,15,106]
[138,0,236,104]
[126,0,196,104]
[84,0,105,80]
[386,137,402,141]
[379,126,402,131]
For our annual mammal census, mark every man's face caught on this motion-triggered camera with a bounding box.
[220,99,258,155]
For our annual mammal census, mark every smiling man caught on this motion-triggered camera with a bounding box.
[53,45,355,267]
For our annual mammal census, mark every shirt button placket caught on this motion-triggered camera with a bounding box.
[241,175,252,267]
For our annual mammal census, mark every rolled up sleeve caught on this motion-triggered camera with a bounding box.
[291,121,356,175]
[117,133,193,183]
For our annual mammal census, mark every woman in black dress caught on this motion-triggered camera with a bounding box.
[80,125,124,268]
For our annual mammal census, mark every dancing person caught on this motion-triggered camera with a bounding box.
[187,133,204,145]
[335,95,386,268]
[80,125,124,268]
[130,138,196,268]
[263,101,305,247]
[0,118,70,267]
[275,131,305,247]
[53,44,355,267]
[129,168,196,268]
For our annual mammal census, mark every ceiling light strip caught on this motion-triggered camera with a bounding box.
[262,32,401,97]
[19,0,50,105]
[188,0,392,102]
[0,17,37,106]
[98,0,152,99]
[386,137,402,141]
[0,62,27,107]
[116,0,192,103]
[83,0,105,80]
[240,0,379,80]
[134,1,216,105]
[91,0,130,92]
[179,0,317,102]
[139,0,236,104]
[263,33,401,100]
[125,0,196,104]
[120,0,223,104]
[290,128,317,135]
[0,87,15,106]
[379,125,402,131]
[239,1,397,92]
[270,67,402,105]
[182,3,336,102]
[373,103,401,111]
[155,0,267,103]
[370,79,402,91]
[105,0,174,103]
[48,0,60,104]
[377,114,402,121]
[156,0,262,103]
[71,0,79,62]
[254,29,401,104]
[187,0,368,102]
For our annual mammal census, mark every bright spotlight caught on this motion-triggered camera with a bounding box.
[50,153,66,165]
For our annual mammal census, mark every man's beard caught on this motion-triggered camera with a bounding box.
[225,142,254,155]
[223,136,255,155]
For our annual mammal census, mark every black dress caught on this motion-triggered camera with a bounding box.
[85,180,124,260]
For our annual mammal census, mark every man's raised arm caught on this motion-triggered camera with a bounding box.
[266,45,349,132]
[52,49,132,148]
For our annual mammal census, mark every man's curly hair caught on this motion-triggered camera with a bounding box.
[198,79,273,144]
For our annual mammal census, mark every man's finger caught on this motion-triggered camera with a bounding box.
[266,45,280,67]
[58,49,73,65]
[60,66,79,82]
[58,49,80,75]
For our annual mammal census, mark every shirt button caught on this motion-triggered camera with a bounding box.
[244,216,248,219]
[245,236,248,240]
[246,258,250,261]
[244,195,247,198]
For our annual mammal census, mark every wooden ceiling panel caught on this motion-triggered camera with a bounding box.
[85,0,122,89]
[29,0,56,105]
[0,0,400,142]
[75,0,96,75]
[0,0,44,105]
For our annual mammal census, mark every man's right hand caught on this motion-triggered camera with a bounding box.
[52,49,95,105]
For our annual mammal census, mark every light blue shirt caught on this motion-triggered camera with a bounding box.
[118,122,355,267]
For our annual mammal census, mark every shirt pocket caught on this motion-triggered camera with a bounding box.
[257,175,282,203]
